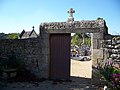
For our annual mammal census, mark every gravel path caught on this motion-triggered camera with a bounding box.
[71,59,92,78]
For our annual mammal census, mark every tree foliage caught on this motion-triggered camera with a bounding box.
[6,33,19,39]
[0,33,6,39]
[0,33,19,39]
[71,33,91,47]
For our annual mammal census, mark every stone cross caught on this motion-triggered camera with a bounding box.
[67,8,75,17]
[67,8,75,23]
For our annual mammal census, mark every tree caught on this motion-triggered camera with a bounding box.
[71,33,91,47]
[71,33,82,47]
[6,33,19,39]
[0,33,6,39]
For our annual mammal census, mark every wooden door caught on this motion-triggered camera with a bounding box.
[50,33,71,80]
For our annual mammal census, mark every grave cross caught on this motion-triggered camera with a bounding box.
[67,8,75,17]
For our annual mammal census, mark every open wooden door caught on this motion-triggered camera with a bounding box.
[50,33,71,80]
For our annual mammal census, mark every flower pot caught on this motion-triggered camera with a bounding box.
[2,68,18,79]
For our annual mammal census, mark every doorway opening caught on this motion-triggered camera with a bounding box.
[70,33,92,78]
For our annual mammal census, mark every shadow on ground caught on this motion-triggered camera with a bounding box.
[0,76,99,90]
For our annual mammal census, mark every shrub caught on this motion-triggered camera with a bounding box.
[99,59,120,89]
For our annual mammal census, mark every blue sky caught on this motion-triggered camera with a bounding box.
[0,0,120,34]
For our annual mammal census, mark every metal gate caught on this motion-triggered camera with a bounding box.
[50,33,71,80]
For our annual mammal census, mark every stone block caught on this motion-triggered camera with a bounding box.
[3,72,8,79]
[92,33,104,39]
[41,47,49,54]
[92,49,103,59]
[40,39,49,48]
[10,72,17,78]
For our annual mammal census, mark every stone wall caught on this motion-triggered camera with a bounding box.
[102,36,120,67]
[0,38,48,78]
[0,19,108,80]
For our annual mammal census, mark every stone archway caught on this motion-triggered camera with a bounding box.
[39,8,107,79]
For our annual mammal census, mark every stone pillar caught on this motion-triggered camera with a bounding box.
[37,26,49,79]
[91,28,104,67]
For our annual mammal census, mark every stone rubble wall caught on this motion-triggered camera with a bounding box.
[0,38,47,78]
[102,36,120,67]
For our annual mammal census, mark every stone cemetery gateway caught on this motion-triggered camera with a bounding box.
[0,8,109,80]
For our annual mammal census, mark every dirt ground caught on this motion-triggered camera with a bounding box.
[71,59,92,78]
[1,59,100,90]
